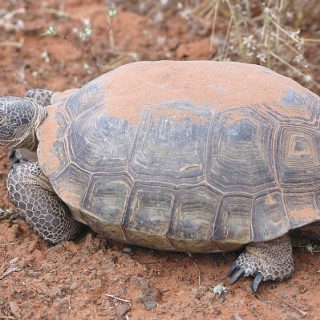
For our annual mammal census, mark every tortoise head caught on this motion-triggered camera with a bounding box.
[0,96,46,150]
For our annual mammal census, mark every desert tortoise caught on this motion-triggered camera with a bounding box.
[1,61,320,292]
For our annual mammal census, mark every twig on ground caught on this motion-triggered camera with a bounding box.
[187,252,201,285]
[0,8,25,31]
[0,315,16,319]
[42,8,70,18]
[256,293,308,317]
[0,208,14,221]
[63,295,72,320]
[1,264,22,279]
[1,258,22,280]
[0,242,15,246]
[0,40,23,48]
[274,294,308,317]
[105,294,131,304]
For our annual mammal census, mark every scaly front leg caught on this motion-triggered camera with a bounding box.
[7,162,83,244]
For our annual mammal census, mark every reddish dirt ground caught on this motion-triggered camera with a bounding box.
[0,1,319,319]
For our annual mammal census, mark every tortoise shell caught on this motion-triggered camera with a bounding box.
[37,61,320,253]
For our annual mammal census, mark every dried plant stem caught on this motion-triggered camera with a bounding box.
[271,19,300,44]
[226,0,244,59]
[108,15,115,48]
[303,38,320,43]
[274,294,307,317]
[275,0,286,48]
[187,253,201,285]
[210,0,219,52]
[269,51,302,74]
[270,51,320,89]
[277,36,301,56]
[106,294,131,304]
[221,14,233,60]
[0,40,23,48]
[194,0,319,92]
[42,8,69,18]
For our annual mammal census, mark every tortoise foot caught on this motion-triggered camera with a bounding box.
[227,235,294,292]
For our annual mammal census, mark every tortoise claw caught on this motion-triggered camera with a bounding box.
[251,272,264,292]
[230,268,245,285]
[227,261,238,277]
[229,268,264,292]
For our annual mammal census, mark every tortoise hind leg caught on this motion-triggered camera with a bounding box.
[227,235,294,292]
[7,162,83,244]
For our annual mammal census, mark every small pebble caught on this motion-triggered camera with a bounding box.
[232,313,243,320]
[123,246,133,253]
[69,282,78,291]
[9,301,21,319]
[131,276,159,310]
[115,303,131,317]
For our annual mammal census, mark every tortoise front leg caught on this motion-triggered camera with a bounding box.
[7,162,83,244]
[227,235,294,292]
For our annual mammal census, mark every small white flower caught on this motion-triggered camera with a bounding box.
[177,2,183,9]
[295,42,303,51]
[75,20,93,41]
[304,74,312,82]
[212,284,228,295]
[83,63,92,75]
[84,24,93,38]
[294,54,304,63]
[263,7,277,20]
[263,7,271,15]
[159,0,169,5]
[108,8,117,17]
[16,20,24,30]
[40,51,50,63]
[153,11,164,23]
[286,11,293,20]
[180,8,192,20]
[289,29,301,41]
[82,18,91,26]
[43,25,56,36]
[257,52,266,63]
[242,35,254,48]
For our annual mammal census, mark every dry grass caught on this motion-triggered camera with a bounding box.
[193,0,320,89]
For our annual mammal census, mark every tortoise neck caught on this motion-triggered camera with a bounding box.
[14,103,47,151]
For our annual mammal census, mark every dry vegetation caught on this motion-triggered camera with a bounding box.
[2,1,318,90]
[194,0,320,91]
[48,0,320,90]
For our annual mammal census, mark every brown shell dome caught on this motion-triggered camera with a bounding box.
[37,61,320,253]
